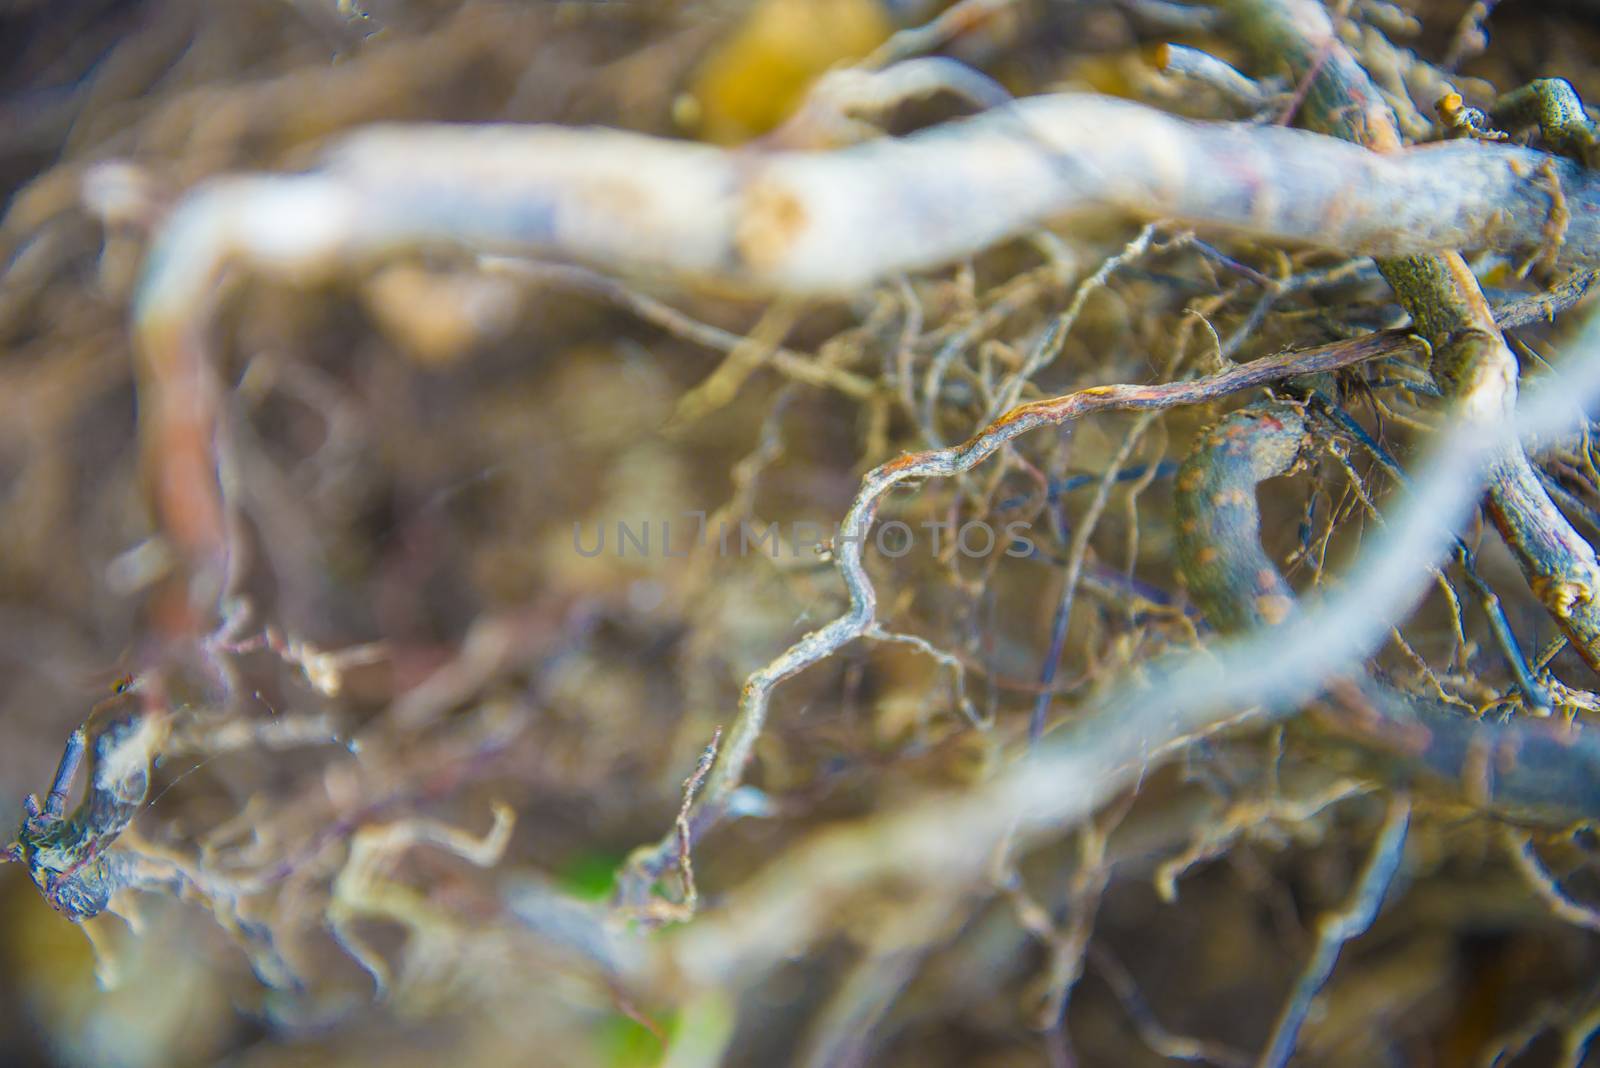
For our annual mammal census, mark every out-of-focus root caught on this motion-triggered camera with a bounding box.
[325,802,514,998]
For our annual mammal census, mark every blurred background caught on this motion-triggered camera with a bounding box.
[6,1,1600,1065]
